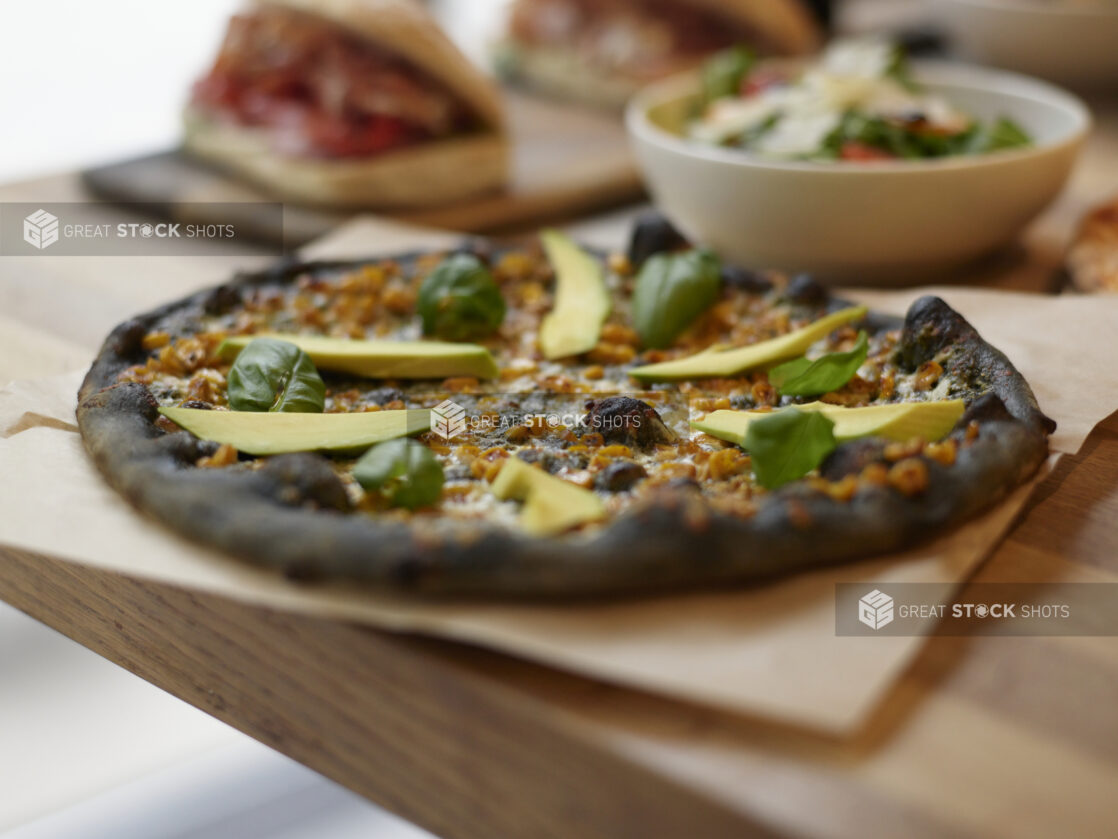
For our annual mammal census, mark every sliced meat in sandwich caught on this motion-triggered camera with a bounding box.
[498,0,822,107]
[185,0,508,208]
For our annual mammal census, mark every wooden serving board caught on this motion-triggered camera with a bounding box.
[2,420,1118,839]
[82,92,645,245]
[4,166,1118,837]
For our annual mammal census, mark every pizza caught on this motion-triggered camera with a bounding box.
[77,215,1054,596]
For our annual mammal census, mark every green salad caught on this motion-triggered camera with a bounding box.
[689,39,1033,162]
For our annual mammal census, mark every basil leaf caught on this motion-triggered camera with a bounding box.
[702,46,754,105]
[226,338,325,413]
[353,438,445,510]
[743,408,837,490]
[631,249,722,349]
[769,331,869,397]
[418,253,506,342]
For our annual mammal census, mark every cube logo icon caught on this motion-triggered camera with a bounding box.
[431,399,467,440]
[23,209,60,250]
[858,589,894,630]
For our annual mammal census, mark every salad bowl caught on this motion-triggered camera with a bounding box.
[626,58,1090,283]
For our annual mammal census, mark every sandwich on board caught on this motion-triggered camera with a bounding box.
[497,0,822,107]
[184,0,509,209]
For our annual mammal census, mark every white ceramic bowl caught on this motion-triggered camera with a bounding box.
[938,0,1118,90]
[626,61,1090,283]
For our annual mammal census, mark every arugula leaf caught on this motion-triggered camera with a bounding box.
[743,408,837,490]
[736,113,781,149]
[912,124,976,158]
[769,331,869,397]
[353,438,445,510]
[822,113,916,160]
[226,338,325,413]
[991,118,1032,149]
[823,111,1031,161]
[631,249,722,349]
[885,45,919,92]
[968,118,1032,153]
[702,46,755,105]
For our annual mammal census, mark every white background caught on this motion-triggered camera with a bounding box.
[0,0,508,183]
[0,1,240,183]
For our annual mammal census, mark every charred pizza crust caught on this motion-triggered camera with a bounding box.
[77,249,1053,598]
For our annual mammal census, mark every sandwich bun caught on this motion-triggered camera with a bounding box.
[184,0,508,208]
[499,0,821,108]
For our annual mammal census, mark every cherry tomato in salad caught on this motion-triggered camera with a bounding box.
[740,69,789,97]
[839,142,897,162]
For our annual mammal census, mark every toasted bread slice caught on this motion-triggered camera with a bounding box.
[1068,197,1118,293]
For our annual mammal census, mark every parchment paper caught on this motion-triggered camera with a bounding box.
[1,220,1115,734]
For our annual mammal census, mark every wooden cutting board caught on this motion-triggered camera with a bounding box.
[4,173,1118,838]
[82,92,645,245]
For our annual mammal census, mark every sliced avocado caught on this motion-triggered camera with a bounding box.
[692,400,966,446]
[491,456,606,536]
[218,335,498,380]
[538,230,611,360]
[160,407,431,456]
[629,306,868,382]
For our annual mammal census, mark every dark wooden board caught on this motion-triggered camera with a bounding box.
[82,93,645,246]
